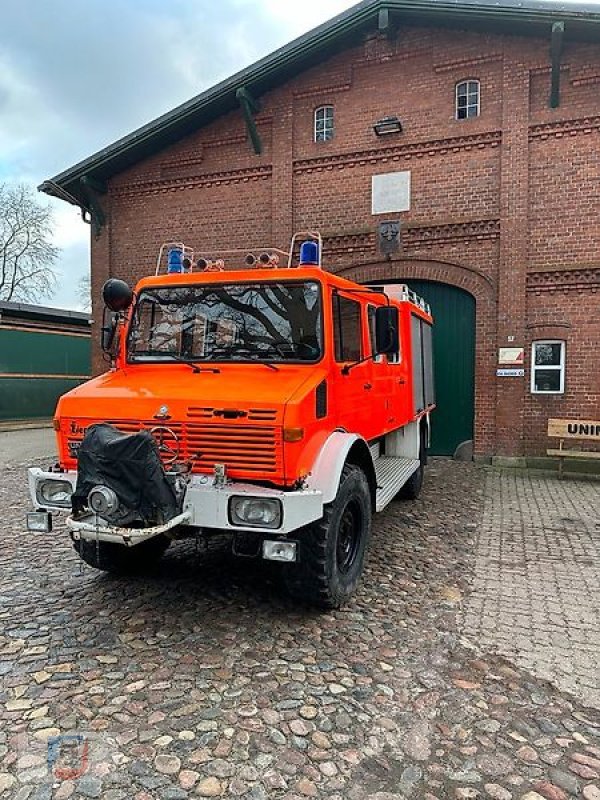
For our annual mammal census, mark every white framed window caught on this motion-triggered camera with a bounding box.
[531,340,565,394]
[455,79,480,120]
[314,105,334,142]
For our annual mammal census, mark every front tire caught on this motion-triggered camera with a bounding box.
[74,535,170,574]
[284,464,372,609]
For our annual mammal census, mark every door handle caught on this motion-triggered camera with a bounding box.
[397,378,406,384]
[364,383,373,390]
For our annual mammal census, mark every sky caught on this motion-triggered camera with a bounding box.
[1,0,596,311]
[0,0,355,310]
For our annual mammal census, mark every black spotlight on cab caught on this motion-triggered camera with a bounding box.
[245,253,257,266]
[102,279,133,312]
[259,252,270,265]
[196,258,208,270]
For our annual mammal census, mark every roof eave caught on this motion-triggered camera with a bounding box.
[39,0,600,207]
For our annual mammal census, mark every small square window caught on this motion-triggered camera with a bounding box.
[531,340,565,394]
[314,106,334,143]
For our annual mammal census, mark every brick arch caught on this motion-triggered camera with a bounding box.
[333,257,497,459]
[333,257,496,302]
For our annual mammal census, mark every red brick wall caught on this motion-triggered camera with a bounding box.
[90,24,600,457]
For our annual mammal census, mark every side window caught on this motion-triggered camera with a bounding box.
[314,105,334,142]
[456,79,480,120]
[333,295,361,362]
[531,340,565,394]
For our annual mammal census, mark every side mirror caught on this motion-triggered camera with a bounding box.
[375,306,399,355]
[101,309,120,354]
[102,278,133,312]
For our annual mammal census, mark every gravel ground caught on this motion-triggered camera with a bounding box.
[1,441,600,800]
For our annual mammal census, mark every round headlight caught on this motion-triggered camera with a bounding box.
[88,485,119,516]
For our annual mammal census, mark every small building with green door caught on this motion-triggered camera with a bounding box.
[0,302,91,422]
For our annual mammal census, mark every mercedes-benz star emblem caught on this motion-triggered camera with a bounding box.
[154,405,170,420]
[149,425,180,465]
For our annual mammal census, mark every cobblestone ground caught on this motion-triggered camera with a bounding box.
[463,470,600,711]
[2,438,600,800]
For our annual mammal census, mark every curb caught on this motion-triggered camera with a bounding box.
[0,420,53,433]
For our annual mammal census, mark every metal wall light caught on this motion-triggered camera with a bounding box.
[373,116,403,136]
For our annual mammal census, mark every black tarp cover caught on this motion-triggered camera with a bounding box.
[72,423,181,525]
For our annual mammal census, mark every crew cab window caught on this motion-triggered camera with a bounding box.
[333,295,361,362]
[127,282,322,363]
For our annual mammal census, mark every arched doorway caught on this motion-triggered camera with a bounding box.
[406,280,475,456]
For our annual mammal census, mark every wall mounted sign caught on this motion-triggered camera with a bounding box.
[378,220,401,255]
[548,419,600,440]
[498,347,525,365]
[372,171,411,215]
[496,368,525,377]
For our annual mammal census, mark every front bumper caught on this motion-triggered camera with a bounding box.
[27,469,324,547]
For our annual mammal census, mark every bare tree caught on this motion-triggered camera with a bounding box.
[0,183,59,303]
[77,274,92,312]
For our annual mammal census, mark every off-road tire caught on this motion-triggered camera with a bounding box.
[74,534,170,574]
[397,427,427,500]
[284,464,372,609]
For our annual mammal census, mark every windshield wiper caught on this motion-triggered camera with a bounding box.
[131,352,220,373]
[208,347,279,370]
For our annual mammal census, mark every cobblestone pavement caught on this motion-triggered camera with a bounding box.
[2,438,600,800]
[463,470,600,711]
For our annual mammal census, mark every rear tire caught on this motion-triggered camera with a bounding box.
[74,535,170,574]
[397,426,427,500]
[284,464,372,609]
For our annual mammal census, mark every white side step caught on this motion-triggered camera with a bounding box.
[374,456,420,512]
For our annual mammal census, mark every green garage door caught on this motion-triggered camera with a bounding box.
[407,281,475,456]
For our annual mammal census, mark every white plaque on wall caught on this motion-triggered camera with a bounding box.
[372,171,411,215]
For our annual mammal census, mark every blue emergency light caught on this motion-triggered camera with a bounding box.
[167,247,183,274]
[299,240,319,266]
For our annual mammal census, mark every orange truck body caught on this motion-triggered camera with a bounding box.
[28,245,435,607]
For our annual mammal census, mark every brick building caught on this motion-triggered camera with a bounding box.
[40,0,600,460]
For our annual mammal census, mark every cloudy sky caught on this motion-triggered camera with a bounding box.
[1,0,595,310]
[0,0,355,310]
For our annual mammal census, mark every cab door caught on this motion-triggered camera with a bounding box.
[331,292,376,440]
[367,304,394,435]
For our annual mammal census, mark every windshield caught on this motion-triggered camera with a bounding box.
[127,282,322,363]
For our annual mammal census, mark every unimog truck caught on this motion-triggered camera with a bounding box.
[27,233,435,608]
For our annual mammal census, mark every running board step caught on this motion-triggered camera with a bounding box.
[374,457,420,512]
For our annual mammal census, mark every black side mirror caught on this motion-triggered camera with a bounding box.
[375,306,399,355]
[102,278,133,312]
[101,308,120,354]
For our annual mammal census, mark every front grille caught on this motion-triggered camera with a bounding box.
[101,419,282,476]
[187,406,278,422]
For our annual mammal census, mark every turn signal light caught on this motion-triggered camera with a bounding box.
[283,427,304,443]
[53,418,61,431]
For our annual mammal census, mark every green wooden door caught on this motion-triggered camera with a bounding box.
[406,281,475,456]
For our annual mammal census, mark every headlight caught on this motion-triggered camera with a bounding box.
[37,479,72,508]
[229,496,282,529]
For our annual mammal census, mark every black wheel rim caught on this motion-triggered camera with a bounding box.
[336,499,362,574]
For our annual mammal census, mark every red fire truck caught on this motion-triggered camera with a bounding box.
[27,233,435,608]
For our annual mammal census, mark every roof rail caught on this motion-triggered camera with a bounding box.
[365,283,431,314]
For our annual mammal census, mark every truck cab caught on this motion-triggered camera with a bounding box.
[27,234,435,608]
